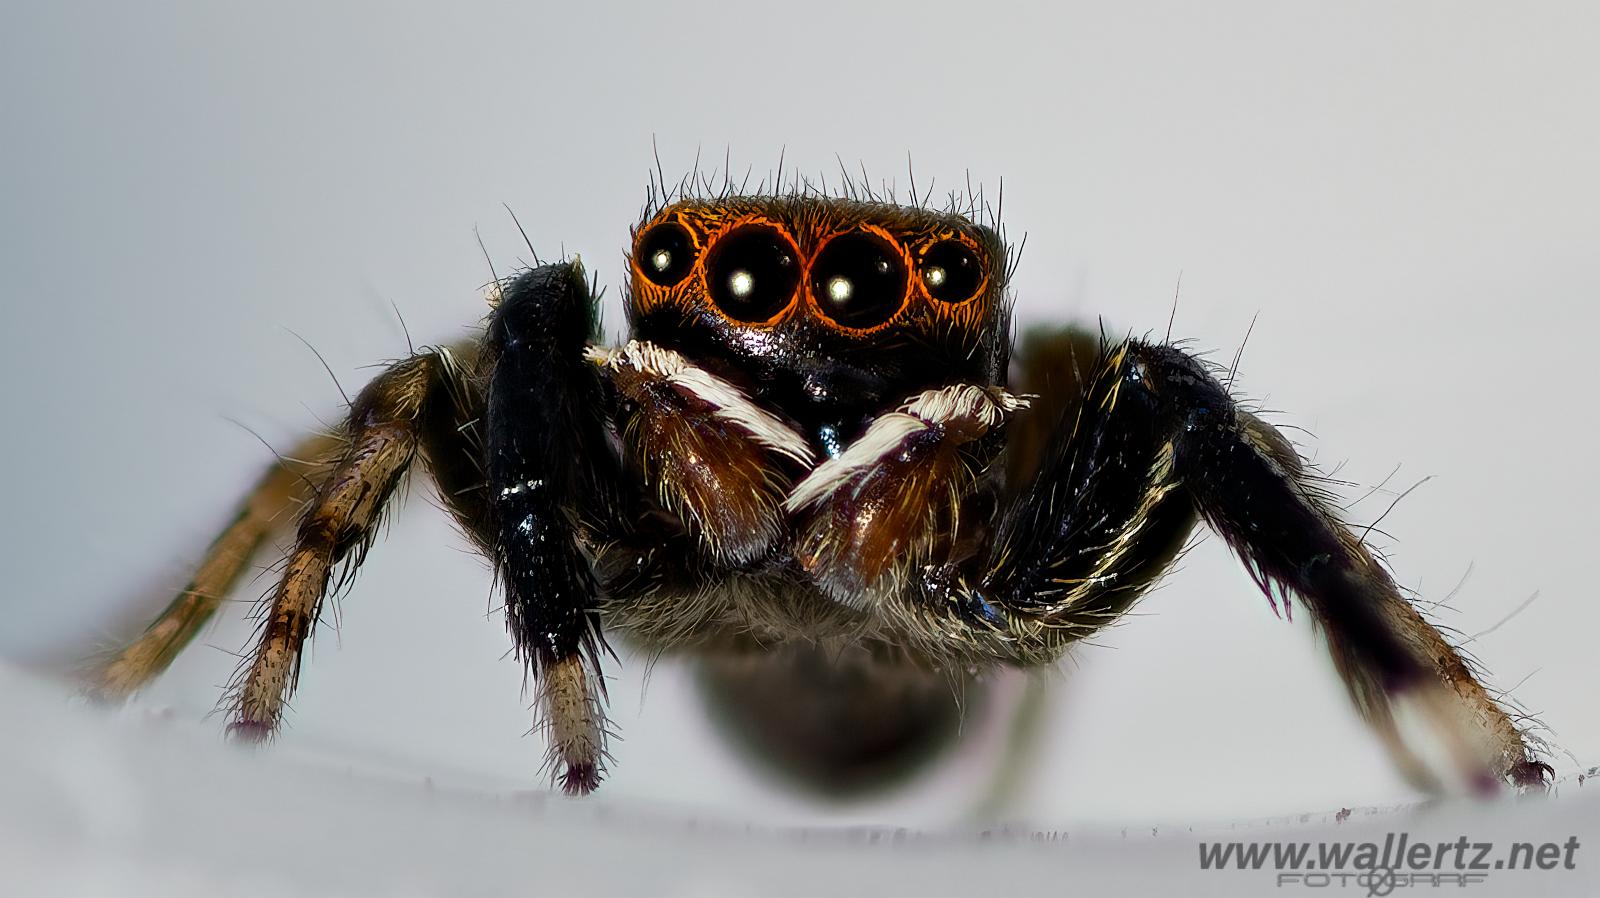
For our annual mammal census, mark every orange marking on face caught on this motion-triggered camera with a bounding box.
[910,229,992,333]
[628,196,1004,346]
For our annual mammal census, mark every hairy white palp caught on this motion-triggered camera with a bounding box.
[586,340,815,465]
[785,384,1028,512]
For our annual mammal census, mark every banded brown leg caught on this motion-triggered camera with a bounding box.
[85,431,343,702]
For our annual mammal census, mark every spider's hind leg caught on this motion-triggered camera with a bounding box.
[84,431,344,702]
[87,342,486,708]
[222,346,477,740]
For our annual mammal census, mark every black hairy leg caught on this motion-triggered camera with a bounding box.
[898,333,1544,792]
[956,337,1199,640]
[482,262,619,795]
[1156,347,1550,792]
[225,346,478,741]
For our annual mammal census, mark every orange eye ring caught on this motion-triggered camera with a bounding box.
[701,221,802,326]
[916,236,988,305]
[805,225,912,334]
[634,219,698,288]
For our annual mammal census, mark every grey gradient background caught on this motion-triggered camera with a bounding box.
[2,0,1597,830]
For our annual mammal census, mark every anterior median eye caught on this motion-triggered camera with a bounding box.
[636,221,696,287]
[704,224,801,323]
[809,231,907,329]
[920,240,985,304]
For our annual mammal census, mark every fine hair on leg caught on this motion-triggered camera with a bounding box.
[84,431,344,702]
[224,349,459,740]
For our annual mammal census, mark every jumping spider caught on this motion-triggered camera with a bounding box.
[88,185,1550,798]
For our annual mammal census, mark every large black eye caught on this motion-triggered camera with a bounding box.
[809,231,907,329]
[920,240,985,304]
[637,221,696,287]
[704,224,800,323]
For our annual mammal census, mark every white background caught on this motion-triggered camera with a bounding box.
[2,0,1596,835]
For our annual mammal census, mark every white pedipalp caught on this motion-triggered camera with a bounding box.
[587,340,815,465]
[784,412,926,511]
[784,384,1028,512]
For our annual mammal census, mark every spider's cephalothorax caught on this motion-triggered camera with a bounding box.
[626,196,1011,446]
[88,188,1550,800]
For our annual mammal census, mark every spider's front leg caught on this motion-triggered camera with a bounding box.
[481,262,626,795]
[934,337,1546,793]
[1136,342,1550,793]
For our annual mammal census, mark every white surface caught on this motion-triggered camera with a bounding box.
[4,664,1596,898]
[1,0,1596,870]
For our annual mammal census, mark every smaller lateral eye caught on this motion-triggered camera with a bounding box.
[920,240,985,304]
[637,221,696,287]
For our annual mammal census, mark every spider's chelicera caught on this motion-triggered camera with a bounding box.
[88,186,1550,799]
